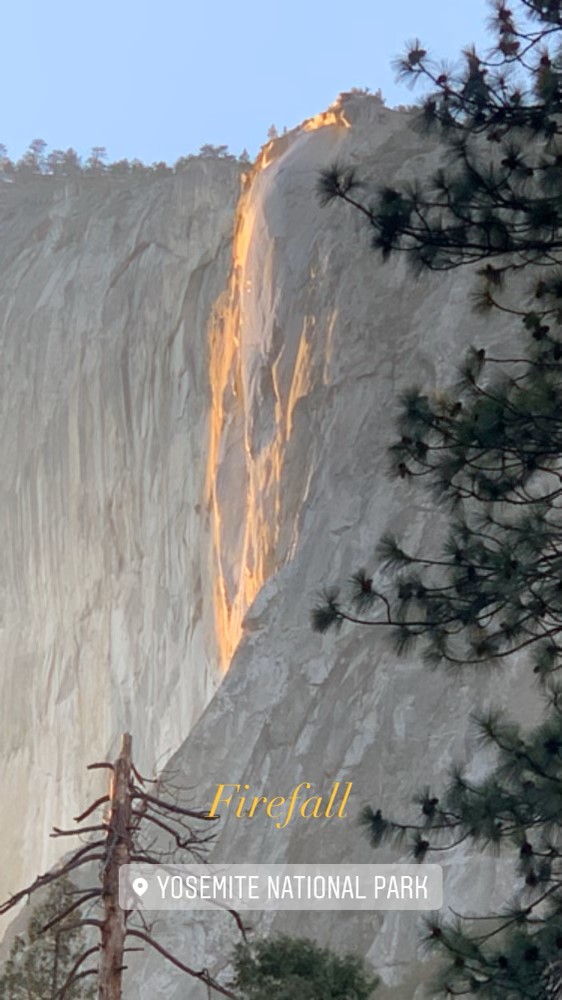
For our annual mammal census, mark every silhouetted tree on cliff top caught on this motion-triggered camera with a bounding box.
[0,140,247,182]
[314,3,562,996]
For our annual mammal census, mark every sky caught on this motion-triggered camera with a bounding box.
[3,1,495,166]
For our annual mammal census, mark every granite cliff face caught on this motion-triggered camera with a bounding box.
[0,95,537,996]
[0,157,242,910]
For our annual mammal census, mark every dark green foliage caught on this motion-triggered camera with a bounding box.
[313,3,562,997]
[316,165,362,207]
[310,587,344,633]
[317,4,562,274]
[231,935,378,1000]
[311,323,562,674]
[0,877,94,999]
[0,138,248,181]
[311,2,562,680]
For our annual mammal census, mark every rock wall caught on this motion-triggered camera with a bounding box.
[0,95,538,996]
[126,97,538,998]
[0,158,242,911]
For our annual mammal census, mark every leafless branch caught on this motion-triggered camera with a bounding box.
[131,809,207,849]
[51,823,107,838]
[39,890,102,934]
[74,795,110,823]
[0,849,105,917]
[132,763,148,785]
[132,790,217,822]
[127,929,236,998]
[53,944,100,1000]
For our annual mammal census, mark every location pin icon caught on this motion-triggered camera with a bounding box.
[132,877,148,897]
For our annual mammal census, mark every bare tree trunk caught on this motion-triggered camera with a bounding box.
[99,733,132,1000]
[1,730,236,998]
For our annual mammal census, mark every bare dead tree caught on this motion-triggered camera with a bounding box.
[0,733,243,999]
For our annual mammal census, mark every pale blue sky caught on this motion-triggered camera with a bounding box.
[3,1,493,164]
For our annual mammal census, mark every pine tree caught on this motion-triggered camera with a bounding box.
[85,147,108,173]
[313,3,562,997]
[0,877,94,999]
[231,935,378,1000]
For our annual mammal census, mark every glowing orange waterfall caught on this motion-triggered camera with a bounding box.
[206,99,351,671]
